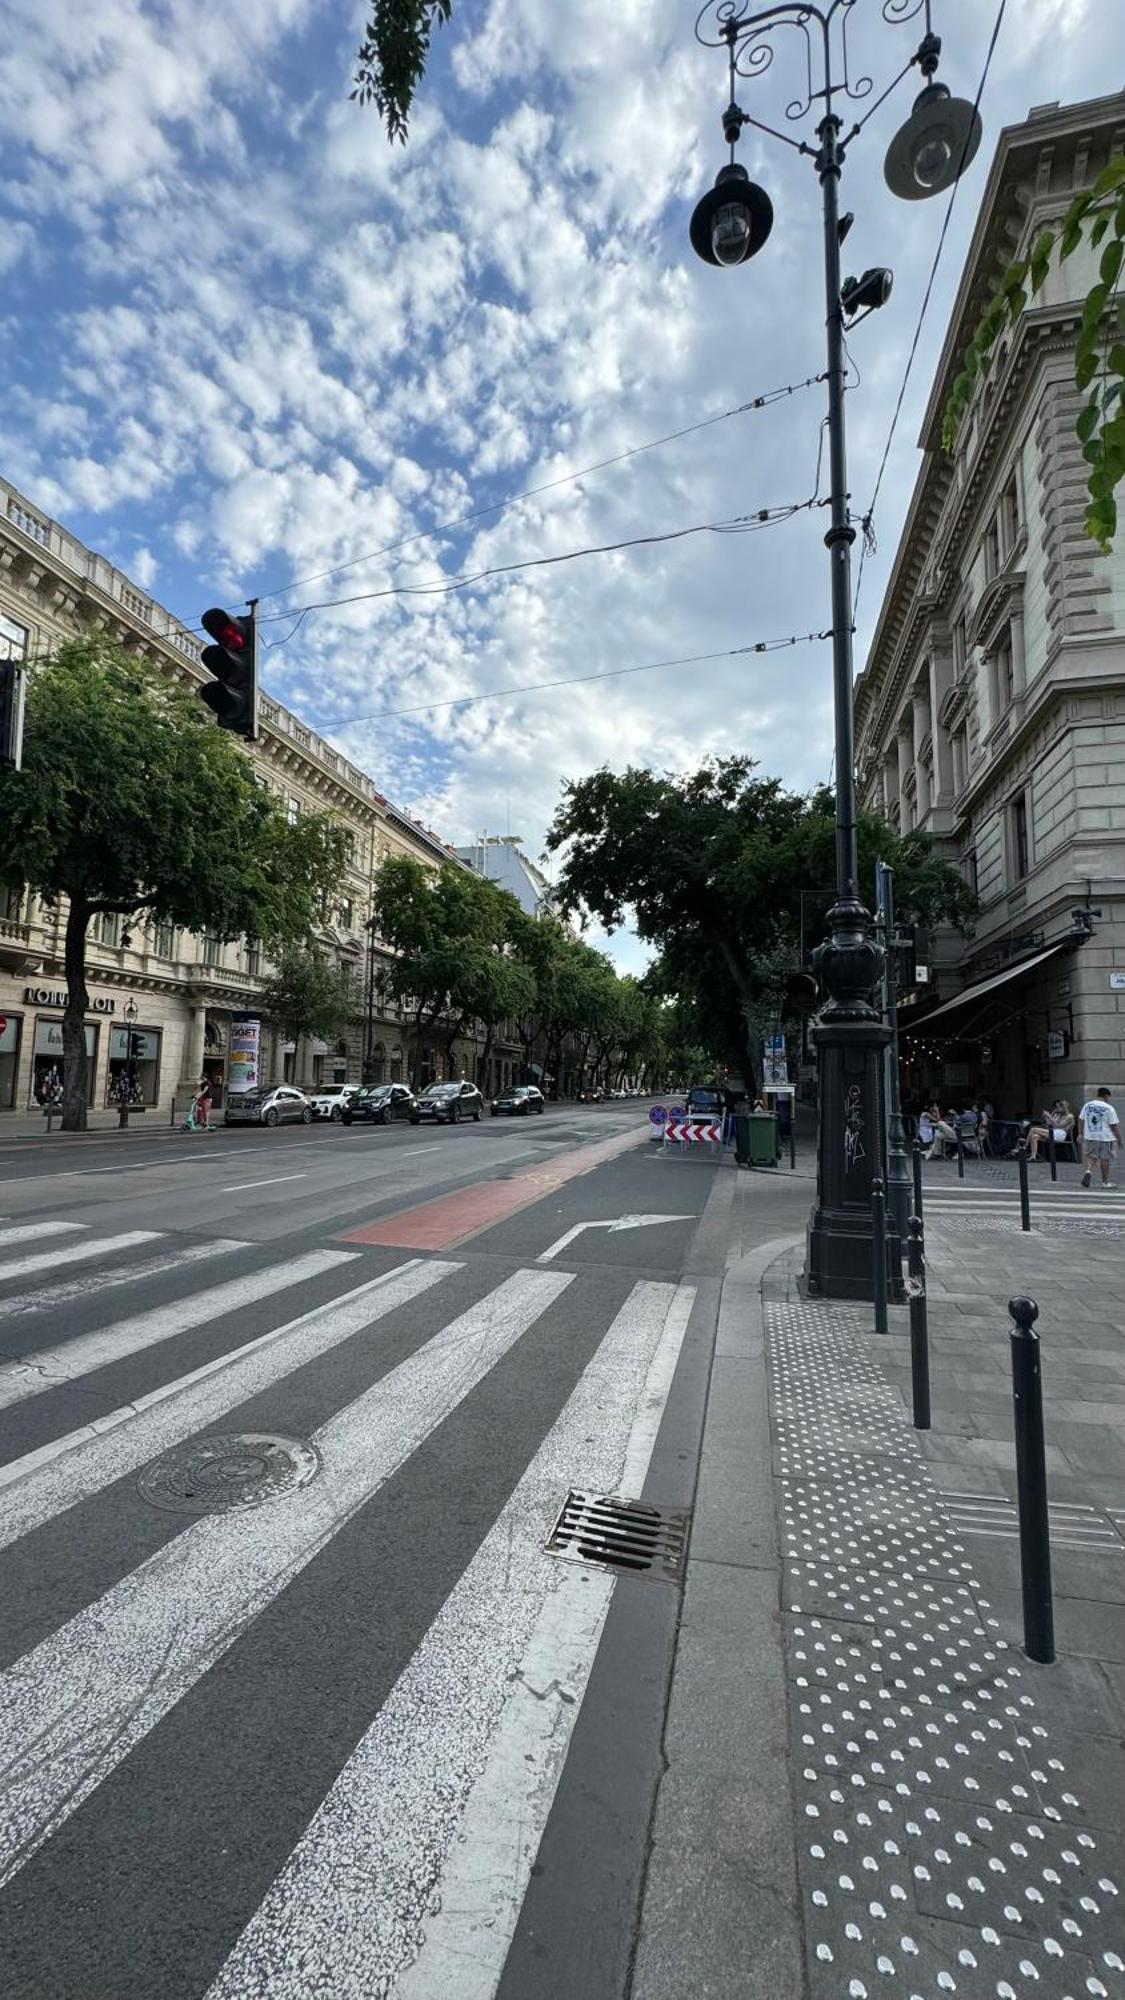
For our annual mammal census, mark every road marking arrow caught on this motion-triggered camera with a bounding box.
[537,1213,694,1263]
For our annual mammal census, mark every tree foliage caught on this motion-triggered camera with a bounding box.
[0,638,347,1128]
[352,0,452,141]
[546,759,975,1087]
[943,156,1125,550]
[259,947,357,1052]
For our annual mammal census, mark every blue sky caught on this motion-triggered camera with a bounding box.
[0,0,1118,970]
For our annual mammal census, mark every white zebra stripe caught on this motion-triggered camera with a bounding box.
[0,1257,454,1544]
[0,1222,85,1250]
[0,1230,162,1287]
[0,1266,573,1889]
[207,1279,696,2000]
[0,1248,352,1415]
[0,1238,246,1321]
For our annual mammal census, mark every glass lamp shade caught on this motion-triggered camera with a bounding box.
[884,83,982,201]
[690,163,774,267]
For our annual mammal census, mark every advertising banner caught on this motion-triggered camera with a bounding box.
[228,1015,262,1095]
[763,1031,788,1088]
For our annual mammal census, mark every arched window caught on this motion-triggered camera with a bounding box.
[372,1040,386,1084]
[390,1044,403,1083]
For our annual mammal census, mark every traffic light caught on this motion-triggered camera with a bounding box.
[198,604,258,739]
[0,658,26,771]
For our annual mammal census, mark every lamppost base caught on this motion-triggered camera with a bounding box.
[805,1013,904,1303]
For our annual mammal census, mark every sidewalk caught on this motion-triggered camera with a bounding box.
[631,1148,1124,1999]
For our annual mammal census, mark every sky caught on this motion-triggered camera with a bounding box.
[0,0,1118,971]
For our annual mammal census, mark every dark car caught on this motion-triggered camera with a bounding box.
[685,1085,729,1119]
[410,1081,484,1125]
[341,1082,415,1126]
[490,1084,545,1118]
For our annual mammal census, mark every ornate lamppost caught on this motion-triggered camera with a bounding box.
[690,0,981,1299]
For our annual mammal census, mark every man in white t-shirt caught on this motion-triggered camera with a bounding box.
[1078,1086,1122,1187]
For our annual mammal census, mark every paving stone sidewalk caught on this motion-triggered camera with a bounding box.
[763,1204,1125,2000]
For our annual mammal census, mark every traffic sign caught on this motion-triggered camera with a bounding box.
[648,1105,667,1124]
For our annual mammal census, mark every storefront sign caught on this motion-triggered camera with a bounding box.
[1045,1029,1066,1060]
[23,986,116,1014]
[228,1015,262,1095]
[1110,972,1125,992]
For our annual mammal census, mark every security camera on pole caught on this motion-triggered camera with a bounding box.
[689,0,981,1302]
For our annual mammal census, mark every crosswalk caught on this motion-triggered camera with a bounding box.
[923,1178,1125,1226]
[0,1214,695,1997]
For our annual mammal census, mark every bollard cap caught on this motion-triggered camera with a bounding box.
[908,1213,923,1238]
[1008,1295,1039,1327]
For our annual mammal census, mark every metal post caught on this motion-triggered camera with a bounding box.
[906,1215,930,1430]
[912,1139,924,1229]
[876,862,910,1239]
[1008,1296,1054,1664]
[790,1099,797,1171]
[1048,1128,1057,1182]
[1017,1141,1031,1232]
[956,1129,964,1179]
[872,1175,888,1336]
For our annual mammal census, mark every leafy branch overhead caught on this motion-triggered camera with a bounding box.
[943,156,1125,550]
[352,0,452,142]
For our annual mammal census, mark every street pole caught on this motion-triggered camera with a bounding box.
[876,861,911,1240]
[804,118,902,1305]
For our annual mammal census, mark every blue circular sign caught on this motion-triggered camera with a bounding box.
[649,1105,667,1124]
[668,1104,685,1120]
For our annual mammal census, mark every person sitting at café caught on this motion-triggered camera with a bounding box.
[1021,1098,1074,1161]
[921,1101,958,1160]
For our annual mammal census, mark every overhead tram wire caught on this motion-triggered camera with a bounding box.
[295,630,830,731]
[247,367,827,610]
[850,0,1006,626]
[255,492,825,643]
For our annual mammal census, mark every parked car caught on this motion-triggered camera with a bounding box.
[410,1081,483,1125]
[685,1085,729,1119]
[490,1084,545,1118]
[341,1082,416,1126]
[224,1085,313,1127]
[307,1084,361,1121]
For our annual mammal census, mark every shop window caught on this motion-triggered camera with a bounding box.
[31,1018,98,1106]
[106,1024,162,1106]
[1009,792,1030,882]
[0,611,29,660]
[0,1011,22,1107]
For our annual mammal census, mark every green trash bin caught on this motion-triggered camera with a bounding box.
[749,1110,778,1167]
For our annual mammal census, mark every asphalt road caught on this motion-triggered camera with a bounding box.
[0,1098,728,2000]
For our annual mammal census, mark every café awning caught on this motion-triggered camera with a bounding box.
[910,941,1073,1030]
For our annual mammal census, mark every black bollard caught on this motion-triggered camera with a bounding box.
[1017,1142,1031,1231]
[1048,1128,1057,1183]
[1009,1296,1054,1664]
[957,1129,965,1179]
[872,1175,888,1336]
[912,1140,924,1227]
[906,1215,930,1429]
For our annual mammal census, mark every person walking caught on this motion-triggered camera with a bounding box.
[1077,1086,1121,1188]
[195,1074,213,1131]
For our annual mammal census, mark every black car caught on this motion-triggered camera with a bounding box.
[341,1082,415,1126]
[410,1081,484,1125]
[490,1084,545,1117]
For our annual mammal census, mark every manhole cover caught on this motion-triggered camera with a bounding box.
[137,1433,321,1516]
[546,1488,690,1584]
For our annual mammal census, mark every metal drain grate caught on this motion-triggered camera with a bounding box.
[546,1488,690,1584]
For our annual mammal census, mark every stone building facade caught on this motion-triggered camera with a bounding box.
[0,476,521,1117]
[853,93,1125,1122]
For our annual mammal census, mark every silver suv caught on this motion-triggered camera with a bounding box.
[225,1085,313,1127]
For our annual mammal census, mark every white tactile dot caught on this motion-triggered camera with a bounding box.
[766,1291,1122,2000]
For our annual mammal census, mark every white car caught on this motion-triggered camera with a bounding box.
[307,1084,361,1121]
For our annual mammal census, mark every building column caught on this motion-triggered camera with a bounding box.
[912,688,932,821]
[1010,606,1027,700]
[929,649,955,804]
[896,727,912,832]
[180,1004,207,1085]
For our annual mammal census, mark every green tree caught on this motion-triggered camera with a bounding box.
[370,852,528,1085]
[352,0,452,140]
[0,638,347,1130]
[546,759,973,1091]
[943,156,1125,548]
[259,947,357,1063]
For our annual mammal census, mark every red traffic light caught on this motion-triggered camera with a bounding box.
[199,606,258,740]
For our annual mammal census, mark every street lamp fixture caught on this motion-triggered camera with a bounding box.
[119,996,139,1130]
[690,0,982,1301]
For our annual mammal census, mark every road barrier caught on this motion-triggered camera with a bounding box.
[1008,1295,1055,1664]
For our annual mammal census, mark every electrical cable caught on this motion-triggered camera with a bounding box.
[300,629,829,730]
[248,368,826,609]
[851,0,1006,625]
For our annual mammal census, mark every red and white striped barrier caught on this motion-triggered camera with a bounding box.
[664,1120,721,1145]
